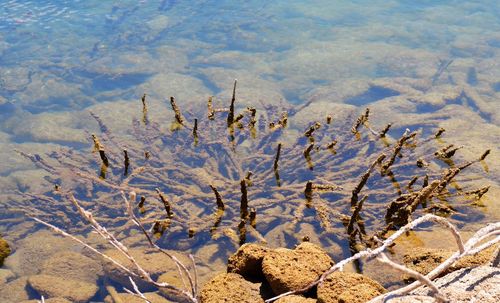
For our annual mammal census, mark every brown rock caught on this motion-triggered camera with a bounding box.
[104,292,173,303]
[337,283,385,303]
[102,248,190,290]
[0,277,33,302]
[28,274,98,303]
[275,294,317,303]
[262,242,334,295]
[41,251,103,283]
[200,272,264,303]
[0,236,11,266]
[454,245,497,269]
[227,243,270,279]
[20,298,72,303]
[157,271,193,302]
[317,272,385,303]
[402,247,452,276]
[402,246,497,278]
[0,268,15,284]
[4,230,75,276]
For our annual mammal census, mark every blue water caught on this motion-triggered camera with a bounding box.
[1,0,500,301]
[1,0,499,113]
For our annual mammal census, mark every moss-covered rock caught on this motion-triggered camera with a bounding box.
[0,236,11,266]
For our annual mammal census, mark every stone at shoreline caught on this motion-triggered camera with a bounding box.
[40,251,103,283]
[227,243,270,280]
[275,295,317,302]
[0,236,11,266]
[384,266,500,303]
[199,272,264,303]
[316,272,386,303]
[28,274,98,303]
[0,277,33,302]
[104,292,173,303]
[262,242,334,295]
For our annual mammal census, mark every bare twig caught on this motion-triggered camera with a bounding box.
[376,252,445,302]
[124,277,152,303]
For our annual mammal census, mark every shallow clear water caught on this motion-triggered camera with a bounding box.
[1,0,499,302]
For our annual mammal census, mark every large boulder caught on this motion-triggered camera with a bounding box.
[262,242,334,295]
[28,274,98,303]
[200,272,264,303]
[227,243,270,279]
[317,272,385,303]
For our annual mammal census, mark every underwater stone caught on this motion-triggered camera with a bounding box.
[402,246,498,278]
[0,268,15,285]
[262,242,334,295]
[20,298,72,303]
[104,292,173,303]
[102,248,191,291]
[4,230,75,277]
[28,274,98,303]
[0,277,33,302]
[40,251,103,283]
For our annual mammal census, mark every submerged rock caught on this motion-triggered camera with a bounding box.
[102,248,190,291]
[402,246,497,278]
[28,274,98,303]
[199,272,264,303]
[316,272,385,303]
[0,277,33,302]
[40,251,103,283]
[0,268,15,285]
[20,298,72,303]
[4,230,75,276]
[104,292,173,303]
[262,242,334,295]
[0,236,11,266]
